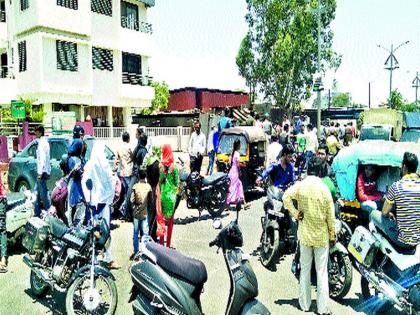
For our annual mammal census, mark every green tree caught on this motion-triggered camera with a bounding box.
[236,33,258,107]
[141,81,170,115]
[389,89,404,110]
[237,0,341,114]
[332,92,351,107]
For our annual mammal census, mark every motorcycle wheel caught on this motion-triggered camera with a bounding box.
[66,274,118,315]
[260,221,280,269]
[207,188,227,218]
[30,270,49,298]
[361,277,392,313]
[329,252,352,300]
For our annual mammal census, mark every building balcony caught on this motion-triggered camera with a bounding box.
[122,72,153,86]
[121,16,152,34]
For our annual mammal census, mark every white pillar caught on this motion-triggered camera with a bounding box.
[80,105,85,121]
[107,106,113,138]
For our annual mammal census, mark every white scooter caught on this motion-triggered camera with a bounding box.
[6,191,36,246]
[348,222,420,314]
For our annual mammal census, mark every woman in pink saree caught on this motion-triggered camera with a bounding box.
[226,139,246,209]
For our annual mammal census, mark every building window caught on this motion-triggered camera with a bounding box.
[121,1,139,31]
[18,41,27,72]
[56,40,78,72]
[57,0,78,10]
[91,0,112,16]
[122,52,143,85]
[1,1,6,22]
[92,47,113,71]
[20,0,29,11]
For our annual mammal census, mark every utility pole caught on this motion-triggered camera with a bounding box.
[368,82,371,108]
[377,41,409,104]
[316,0,322,139]
[412,71,420,105]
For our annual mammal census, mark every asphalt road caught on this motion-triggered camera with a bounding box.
[0,192,387,315]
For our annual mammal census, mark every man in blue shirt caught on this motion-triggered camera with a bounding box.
[256,144,295,190]
[218,108,233,132]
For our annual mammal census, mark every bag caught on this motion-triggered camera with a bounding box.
[51,178,68,221]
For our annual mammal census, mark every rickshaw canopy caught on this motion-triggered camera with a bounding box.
[332,140,420,201]
[220,127,267,143]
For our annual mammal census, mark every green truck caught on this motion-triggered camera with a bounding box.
[360,108,404,141]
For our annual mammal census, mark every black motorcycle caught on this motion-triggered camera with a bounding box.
[128,218,271,315]
[291,216,353,300]
[22,179,118,315]
[174,157,230,218]
[259,185,297,269]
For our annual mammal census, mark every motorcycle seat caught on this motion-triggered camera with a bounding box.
[45,216,69,238]
[146,242,208,286]
[377,228,417,255]
[202,172,226,186]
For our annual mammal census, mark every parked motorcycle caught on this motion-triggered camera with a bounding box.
[259,185,297,269]
[348,222,420,314]
[22,179,118,315]
[174,157,230,218]
[128,217,271,314]
[291,216,353,300]
[6,190,36,246]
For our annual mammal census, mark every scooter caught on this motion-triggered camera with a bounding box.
[128,216,271,314]
[6,190,36,246]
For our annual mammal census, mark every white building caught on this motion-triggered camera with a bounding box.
[0,0,155,131]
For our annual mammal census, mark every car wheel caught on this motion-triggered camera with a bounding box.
[16,179,31,192]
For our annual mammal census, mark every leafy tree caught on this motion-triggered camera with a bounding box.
[332,92,351,107]
[237,0,341,114]
[141,81,170,115]
[389,89,404,110]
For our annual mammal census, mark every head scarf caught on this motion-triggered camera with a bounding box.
[82,141,114,206]
[145,145,161,167]
[161,144,174,167]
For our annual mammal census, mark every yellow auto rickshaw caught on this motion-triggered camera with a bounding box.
[216,126,267,193]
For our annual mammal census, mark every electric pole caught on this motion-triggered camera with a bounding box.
[412,71,420,105]
[377,41,409,104]
[368,82,371,108]
[315,0,323,139]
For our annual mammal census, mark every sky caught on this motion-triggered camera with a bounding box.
[149,0,420,107]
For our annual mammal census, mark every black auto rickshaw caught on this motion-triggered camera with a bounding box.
[216,127,267,193]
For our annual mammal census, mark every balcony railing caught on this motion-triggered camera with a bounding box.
[122,72,153,86]
[0,10,5,23]
[121,16,153,34]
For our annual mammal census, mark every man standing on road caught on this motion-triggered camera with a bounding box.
[371,152,420,248]
[34,125,51,217]
[206,125,218,176]
[188,120,206,173]
[305,123,319,162]
[283,157,336,315]
[115,132,133,220]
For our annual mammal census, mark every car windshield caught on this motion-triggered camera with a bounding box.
[217,135,247,155]
[400,130,420,143]
[360,127,391,141]
[84,138,114,160]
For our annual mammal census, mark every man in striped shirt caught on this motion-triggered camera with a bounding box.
[370,152,420,248]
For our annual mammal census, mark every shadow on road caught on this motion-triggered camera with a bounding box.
[24,288,66,315]
[174,212,229,225]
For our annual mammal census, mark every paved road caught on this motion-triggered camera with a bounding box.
[0,192,382,315]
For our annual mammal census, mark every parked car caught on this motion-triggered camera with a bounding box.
[8,136,115,192]
[359,124,394,141]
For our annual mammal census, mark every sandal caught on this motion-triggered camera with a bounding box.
[107,261,121,270]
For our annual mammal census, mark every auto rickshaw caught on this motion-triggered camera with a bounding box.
[216,126,267,193]
[332,140,420,230]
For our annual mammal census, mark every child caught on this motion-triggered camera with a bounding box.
[130,169,151,260]
[0,166,7,273]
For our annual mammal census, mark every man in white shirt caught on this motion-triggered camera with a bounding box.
[34,125,51,217]
[305,123,319,162]
[267,135,283,166]
[188,120,206,173]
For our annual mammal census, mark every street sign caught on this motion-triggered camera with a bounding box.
[10,100,26,119]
